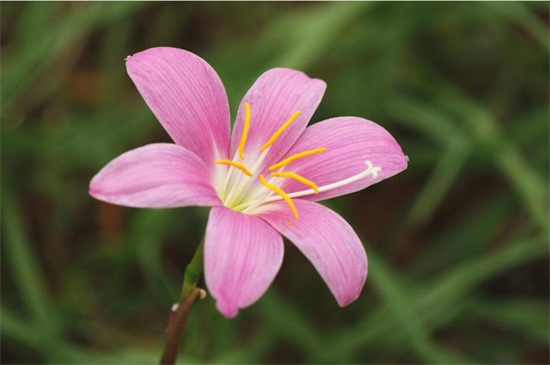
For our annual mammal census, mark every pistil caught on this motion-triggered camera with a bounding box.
[278,160,381,200]
[239,160,381,211]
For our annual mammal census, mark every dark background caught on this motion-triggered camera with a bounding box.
[1,2,549,364]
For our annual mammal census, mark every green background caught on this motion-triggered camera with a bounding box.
[1,2,548,364]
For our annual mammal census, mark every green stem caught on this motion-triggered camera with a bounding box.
[160,237,205,365]
[181,237,204,300]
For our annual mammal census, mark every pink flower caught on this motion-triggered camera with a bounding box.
[90,47,408,318]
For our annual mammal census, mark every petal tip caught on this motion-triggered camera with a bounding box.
[335,256,368,308]
[88,178,102,198]
[88,187,99,198]
[398,152,409,169]
[264,67,327,91]
[216,301,239,319]
[88,185,108,204]
[336,296,357,308]
[398,152,409,172]
[335,286,363,307]
[125,47,180,70]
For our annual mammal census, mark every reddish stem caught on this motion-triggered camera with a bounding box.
[160,288,201,364]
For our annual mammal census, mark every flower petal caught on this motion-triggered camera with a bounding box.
[230,68,326,171]
[205,207,284,318]
[259,200,367,307]
[126,47,231,166]
[89,144,221,208]
[277,117,408,201]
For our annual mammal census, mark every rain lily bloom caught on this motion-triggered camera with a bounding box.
[89,47,408,318]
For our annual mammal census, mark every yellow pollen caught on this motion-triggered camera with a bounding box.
[259,174,299,218]
[260,110,301,152]
[215,160,253,176]
[268,147,327,171]
[271,171,319,193]
[238,103,251,160]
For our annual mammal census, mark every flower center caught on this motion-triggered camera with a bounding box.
[214,103,381,218]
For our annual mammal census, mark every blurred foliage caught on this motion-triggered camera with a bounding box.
[1,2,549,364]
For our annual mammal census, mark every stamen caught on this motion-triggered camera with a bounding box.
[268,147,327,171]
[238,103,251,160]
[259,174,299,218]
[260,111,301,152]
[271,171,319,193]
[215,160,253,176]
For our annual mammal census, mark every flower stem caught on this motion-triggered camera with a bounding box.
[160,237,205,365]
[180,237,204,300]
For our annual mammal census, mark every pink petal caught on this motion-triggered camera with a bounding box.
[89,144,221,208]
[230,68,326,170]
[205,207,284,318]
[126,47,231,167]
[277,117,408,201]
[259,199,367,307]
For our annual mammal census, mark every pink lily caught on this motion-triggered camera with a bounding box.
[89,47,408,318]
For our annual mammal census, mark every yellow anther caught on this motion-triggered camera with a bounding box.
[215,160,253,176]
[271,171,319,193]
[259,174,299,218]
[238,103,251,160]
[260,110,301,152]
[268,147,327,171]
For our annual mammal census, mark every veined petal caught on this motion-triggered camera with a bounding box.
[259,200,367,307]
[89,144,221,208]
[205,207,284,318]
[230,68,326,170]
[126,47,231,166]
[278,117,408,201]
